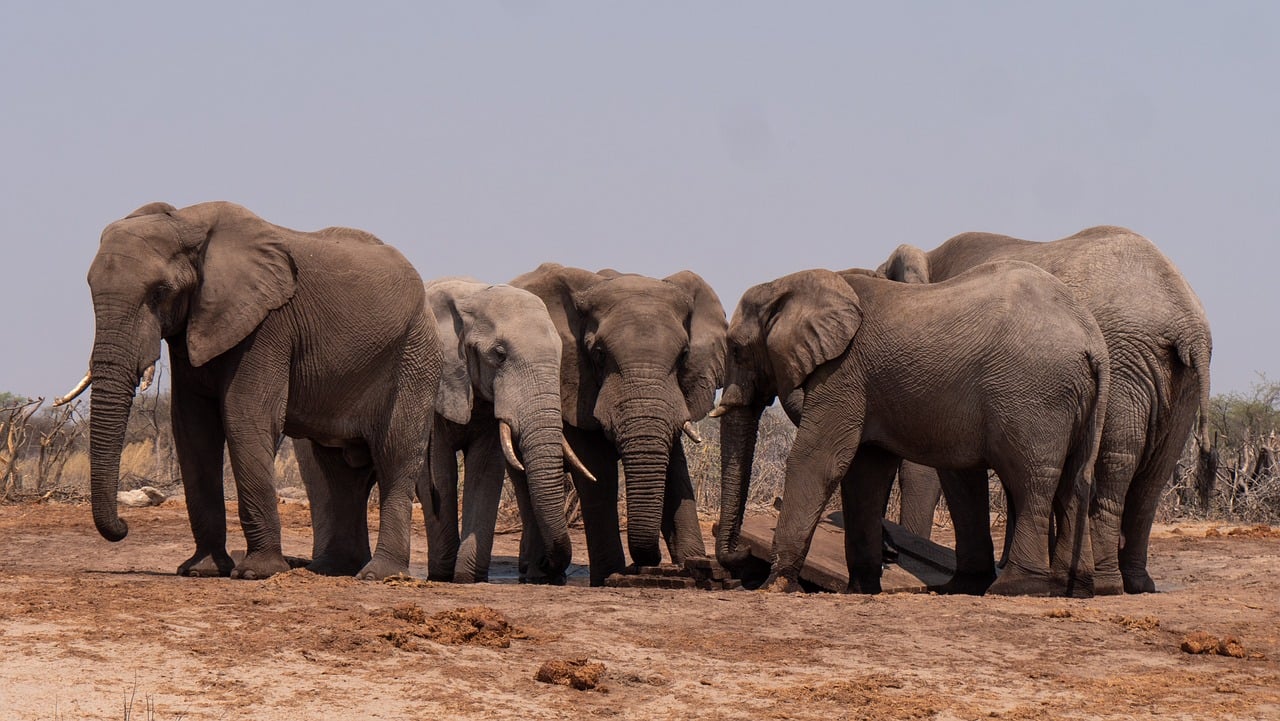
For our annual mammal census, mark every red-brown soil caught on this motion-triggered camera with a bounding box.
[0,501,1276,720]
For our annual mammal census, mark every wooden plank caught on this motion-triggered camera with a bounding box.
[738,515,935,593]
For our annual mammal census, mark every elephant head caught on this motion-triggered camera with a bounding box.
[77,201,296,543]
[426,278,575,576]
[711,270,863,569]
[512,263,726,567]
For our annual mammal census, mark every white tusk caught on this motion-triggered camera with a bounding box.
[138,364,156,393]
[53,371,92,407]
[499,421,525,473]
[682,421,704,444]
[562,438,597,482]
[707,405,728,418]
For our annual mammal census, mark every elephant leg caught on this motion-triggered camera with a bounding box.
[422,422,461,582]
[986,459,1060,597]
[170,383,233,577]
[1119,384,1200,593]
[566,425,625,586]
[933,468,996,595]
[661,437,707,565]
[362,423,430,581]
[839,446,900,594]
[896,461,941,540]
[1050,459,1094,598]
[456,428,505,583]
[297,439,374,576]
[1091,391,1147,596]
[997,481,1016,570]
[767,405,861,591]
[223,424,291,579]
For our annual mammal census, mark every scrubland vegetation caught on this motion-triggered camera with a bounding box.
[3,374,1278,523]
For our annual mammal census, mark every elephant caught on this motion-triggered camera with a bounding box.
[713,262,1109,597]
[65,201,441,580]
[880,226,1212,594]
[510,263,727,586]
[418,278,592,584]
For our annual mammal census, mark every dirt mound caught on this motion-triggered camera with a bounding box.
[535,658,607,690]
[381,605,528,650]
[1181,631,1248,657]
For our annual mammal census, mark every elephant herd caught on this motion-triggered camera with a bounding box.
[64,201,1211,598]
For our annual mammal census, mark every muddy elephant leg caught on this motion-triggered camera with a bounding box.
[170,381,233,577]
[896,461,941,540]
[565,425,625,586]
[297,439,375,576]
[840,446,901,594]
[1091,394,1146,595]
[661,437,707,565]
[933,468,996,595]
[456,428,505,583]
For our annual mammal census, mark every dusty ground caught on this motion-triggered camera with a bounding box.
[0,501,1277,720]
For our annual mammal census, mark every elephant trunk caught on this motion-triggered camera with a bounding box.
[518,402,573,578]
[715,404,763,570]
[88,329,143,542]
[615,402,677,568]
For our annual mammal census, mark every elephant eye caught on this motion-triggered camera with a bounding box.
[490,344,507,363]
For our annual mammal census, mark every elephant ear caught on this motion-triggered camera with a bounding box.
[878,244,931,284]
[426,282,475,425]
[760,270,862,398]
[509,263,604,429]
[664,270,727,421]
[181,203,297,367]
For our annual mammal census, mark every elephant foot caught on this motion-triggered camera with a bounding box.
[929,570,996,596]
[986,564,1060,597]
[1091,571,1124,596]
[760,573,801,593]
[356,555,409,581]
[847,565,883,594]
[178,550,235,578]
[230,550,291,580]
[452,570,489,584]
[308,553,370,577]
[1122,570,1158,594]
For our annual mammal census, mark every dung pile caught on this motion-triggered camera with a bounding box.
[381,604,528,650]
[535,658,606,690]
[1180,631,1248,658]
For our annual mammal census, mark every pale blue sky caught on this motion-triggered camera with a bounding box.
[1,2,1275,398]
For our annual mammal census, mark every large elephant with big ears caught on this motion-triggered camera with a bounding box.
[880,226,1212,594]
[714,264,1109,596]
[66,201,441,580]
[511,264,727,585]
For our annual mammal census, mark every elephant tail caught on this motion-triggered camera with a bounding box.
[1066,348,1110,496]
[1177,338,1213,455]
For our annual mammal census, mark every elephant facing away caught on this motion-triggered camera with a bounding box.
[714,262,1109,597]
[511,264,727,586]
[420,278,590,584]
[881,226,1212,594]
[70,201,441,580]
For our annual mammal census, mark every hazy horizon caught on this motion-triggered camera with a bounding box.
[2,3,1276,400]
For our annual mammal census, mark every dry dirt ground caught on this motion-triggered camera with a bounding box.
[1,500,1277,720]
